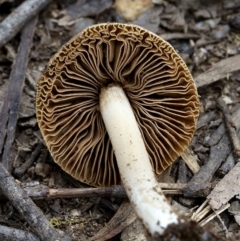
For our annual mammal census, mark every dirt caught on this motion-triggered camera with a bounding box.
[0,0,240,240]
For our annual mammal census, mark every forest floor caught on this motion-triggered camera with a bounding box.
[0,0,240,240]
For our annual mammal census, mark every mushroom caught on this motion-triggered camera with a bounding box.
[36,23,199,236]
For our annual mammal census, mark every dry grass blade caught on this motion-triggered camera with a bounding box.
[181,147,200,174]
[199,203,230,227]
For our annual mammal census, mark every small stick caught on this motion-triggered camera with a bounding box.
[0,0,52,47]
[48,186,127,199]
[14,143,44,177]
[0,17,37,171]
[192,205,212,223]
[195,54,240,88]
[217,98,240,159]
[0,182,217,201]
[160,33,200,41]
[0,163,71,241]
[47,185,185,199]
[0,225,40,241]
[191,199,209,220]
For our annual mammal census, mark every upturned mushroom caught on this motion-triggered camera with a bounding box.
[36,23,199,236]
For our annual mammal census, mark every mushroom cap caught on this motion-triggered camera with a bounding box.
[36,23,199,187]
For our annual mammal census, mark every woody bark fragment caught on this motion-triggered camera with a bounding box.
[0,0,52,47]
[217,98,240,159]
[207,162,240,210]
[0,17,36,171]
[195,54,240,88]
[0,163,72,241]
[184,105,240,197]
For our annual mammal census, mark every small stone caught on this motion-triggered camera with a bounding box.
[229,15,240,31]
[70,209,81,217]
[35,163,52,177]
[205,99,216,111]
[212,25,230,39]
[209,119,222,128]
[222,95,233,105]
[194,9,211,20]
[114,0,153,21]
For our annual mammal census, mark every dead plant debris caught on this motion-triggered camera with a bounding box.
[0,0,240,240]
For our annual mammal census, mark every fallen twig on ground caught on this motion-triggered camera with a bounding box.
[207,100,240,210]
[0,0,52,48]
[199,203,230,227]
[0,163,72,241]
[217,98,240,159]
[191,200,230,228]
[0,180,219,202]
[0,225,40,241]
[14,142,44,177]
[0,183,190,200]
[195,54,240,88]
[160,33,200,41]
[189,100,240,236]
[0,17,37,172]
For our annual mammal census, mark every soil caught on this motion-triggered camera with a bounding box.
[0,0,240,240]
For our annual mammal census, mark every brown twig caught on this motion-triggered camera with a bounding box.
[0,17,37,172]
[0,182,218,201]
[0,225,40,241]
[0,163,72,241]
[0,0,52,48]
[47,183,186,197]
[14,142,44,177]
[217,98,240,159]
